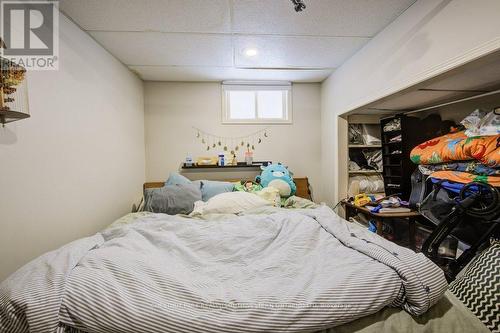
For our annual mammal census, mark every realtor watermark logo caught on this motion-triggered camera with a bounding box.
[1,0,59,70]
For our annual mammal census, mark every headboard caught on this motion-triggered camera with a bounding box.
[144,177,313,201]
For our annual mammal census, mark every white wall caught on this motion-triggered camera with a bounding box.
[144,82,323,201]
[320,78,338,206]
[0,15,145,281]
[321,0,500,205]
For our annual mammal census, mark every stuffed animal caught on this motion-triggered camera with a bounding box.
[256,163,296,197]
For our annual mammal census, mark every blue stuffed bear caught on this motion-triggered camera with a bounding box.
[256,163,296,197]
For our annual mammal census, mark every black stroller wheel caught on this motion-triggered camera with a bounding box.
[459,182,499,218]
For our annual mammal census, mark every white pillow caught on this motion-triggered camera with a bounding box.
[191,191,271,215]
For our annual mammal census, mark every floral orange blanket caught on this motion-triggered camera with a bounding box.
[429,170,500,187]
[410,131,500,167]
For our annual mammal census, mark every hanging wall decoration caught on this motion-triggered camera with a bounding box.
[0,39,29,126]
[193,127,270,153]
[290,0,306,12]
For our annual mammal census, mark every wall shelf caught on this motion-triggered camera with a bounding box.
[349,170,382,175]
[383,129,402,134]
[345,119,384,200]
[181,161,270,169]
[380,115,422,199]
[348,144,382,148]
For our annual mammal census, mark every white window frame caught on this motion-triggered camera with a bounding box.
[221,81,292,124]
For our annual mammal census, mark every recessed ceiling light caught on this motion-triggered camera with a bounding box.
[244,48,258,57]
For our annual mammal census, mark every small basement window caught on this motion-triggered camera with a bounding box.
[222,82,292,124]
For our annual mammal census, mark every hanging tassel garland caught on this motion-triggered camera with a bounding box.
[192,127,270,153]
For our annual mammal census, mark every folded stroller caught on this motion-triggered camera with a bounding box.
[410,169,500,281]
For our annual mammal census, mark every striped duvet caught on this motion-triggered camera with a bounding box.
[0,206,447,333]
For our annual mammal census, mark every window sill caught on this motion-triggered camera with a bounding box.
[221,119,293,125]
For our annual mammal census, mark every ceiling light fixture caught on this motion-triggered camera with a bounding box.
[291,0,306,12]
[244,48,258,57]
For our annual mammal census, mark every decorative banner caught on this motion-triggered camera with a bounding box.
[193,127,269,153]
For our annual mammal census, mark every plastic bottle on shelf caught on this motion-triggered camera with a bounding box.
[185,154,193,167]
[218,153,225,166]
[244,150,253,165]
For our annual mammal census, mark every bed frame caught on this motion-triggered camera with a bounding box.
[144,177,313,201]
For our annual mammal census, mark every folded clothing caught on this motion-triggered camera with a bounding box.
[477,111,500,136]
[349,160,361,171]
[429,170,500,187]
[363,149,382,170]
[461,109,500,137]
[410,130,500,167]
[349,149,374,170]
[389,134,402,143]
[348,124,364,144]
[383,118,401,132]
[362,124,382,145]
[419,162,500,176]
[348,175,385,195]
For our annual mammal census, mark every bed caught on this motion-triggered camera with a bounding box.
[144,176,313,201]
[0,179,491,333]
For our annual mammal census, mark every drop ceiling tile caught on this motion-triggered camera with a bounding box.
[59,0,419,82]
[130,65,333,82]
[232,0,416,37]
[60,0,231,33]
[234,35,369,68]
[89,32,233,67]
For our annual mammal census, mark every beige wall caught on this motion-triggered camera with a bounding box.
[321,0,500,205]
[0,15,145,281]
[320,77,338,206]
[144,82,323,202]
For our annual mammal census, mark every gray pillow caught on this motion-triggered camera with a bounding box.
[144,183,202,215]
[198,180,234,201]
[165,172,192,186]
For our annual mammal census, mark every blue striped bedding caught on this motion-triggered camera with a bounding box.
[0,206,447,332]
